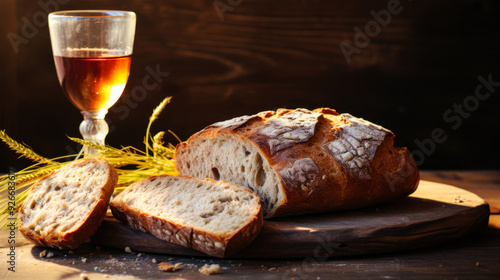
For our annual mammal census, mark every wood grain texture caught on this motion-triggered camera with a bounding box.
[91,180,489,258]
[421,170,500,213]
[1,0,499,172]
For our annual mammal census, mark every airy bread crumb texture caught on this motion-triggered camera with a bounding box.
[19,158,116,248]
[176,134,282,217]
[116,176,260,236]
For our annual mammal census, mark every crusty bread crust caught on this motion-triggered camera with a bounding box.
[18,158,117,250]
[175,108,419,218]
[109,175,263,258]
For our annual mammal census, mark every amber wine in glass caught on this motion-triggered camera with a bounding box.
[49,10,136,155]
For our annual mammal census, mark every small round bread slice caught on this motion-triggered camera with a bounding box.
[109,175,263,258]
[19,158,118,250]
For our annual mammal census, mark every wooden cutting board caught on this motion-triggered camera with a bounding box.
[91,180,490,258]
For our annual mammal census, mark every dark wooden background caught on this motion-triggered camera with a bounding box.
[1,0,499,172]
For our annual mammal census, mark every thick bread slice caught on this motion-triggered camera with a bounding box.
[175,108,420,218]
[109,175,263,258]
[19,158,117,249]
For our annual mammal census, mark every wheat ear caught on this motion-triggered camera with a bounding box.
[145,97,172,156]
[0,130,53,164]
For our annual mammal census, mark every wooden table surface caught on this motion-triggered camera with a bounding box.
[1,170,499,279]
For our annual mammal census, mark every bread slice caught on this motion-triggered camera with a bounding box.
[109,175,263,258]
[19,158,117,250]
[175,108,419,218]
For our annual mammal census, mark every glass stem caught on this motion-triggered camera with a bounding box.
[79,110,108,156]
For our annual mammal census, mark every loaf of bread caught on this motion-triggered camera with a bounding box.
[175,108,419,218]
[109,175,263,258]
[19,158,117,249]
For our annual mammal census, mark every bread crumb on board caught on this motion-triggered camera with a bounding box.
[199,264,221,275]
[39,250,55,258]
[124,246,134,254]
[158,262,182,272]
[80,273,89,280]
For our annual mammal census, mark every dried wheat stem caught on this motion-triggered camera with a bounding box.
[0,130,53,164]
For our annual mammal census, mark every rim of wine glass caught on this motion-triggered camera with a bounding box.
[49,10,135,18]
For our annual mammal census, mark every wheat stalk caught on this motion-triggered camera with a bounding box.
[0,130,54,164]
[0,97,179,229]
[68,137,128,157]
[152,131,174,159]
[145,97,171,156]
[6,167,58,186]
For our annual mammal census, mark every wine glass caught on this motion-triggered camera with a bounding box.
[48,10,136,156]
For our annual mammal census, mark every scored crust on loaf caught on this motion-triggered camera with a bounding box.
[109,175,263,258]
[326,113,391,180]
[175,108,420,218]
[19,158,117,249]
